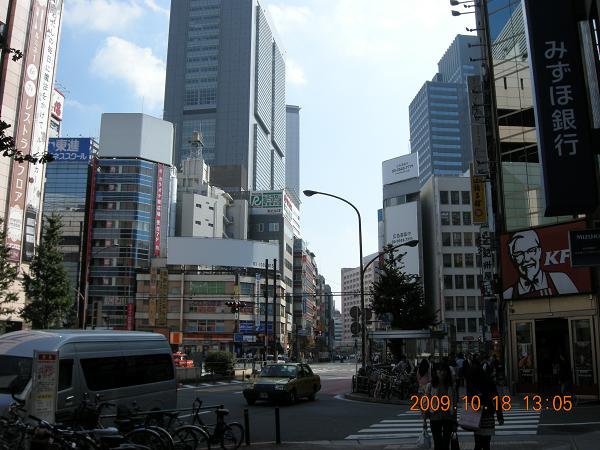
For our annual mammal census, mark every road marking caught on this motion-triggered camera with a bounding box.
[538,421,600,426]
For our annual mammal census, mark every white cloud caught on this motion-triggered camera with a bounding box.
[91,37,165,109]
[286,58,307,86]
[268,4,311,33]
[65,99,101,113]
[64,0,144,32]
[144,0,169,17]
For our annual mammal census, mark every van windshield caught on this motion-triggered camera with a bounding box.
[0,356,32,394]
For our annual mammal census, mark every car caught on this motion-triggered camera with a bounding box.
[172,352,194,368]
[243,363,321,405]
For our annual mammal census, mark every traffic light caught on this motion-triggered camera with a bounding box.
[225,300,247,313]
[350,305,361,337]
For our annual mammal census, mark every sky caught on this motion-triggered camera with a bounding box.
[55,0,476,310]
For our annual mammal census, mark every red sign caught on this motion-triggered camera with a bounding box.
[501,221,591,300]
[5,0,49,262]
[154,164,164,257]
[126,303,135,331]
[51,88,64,120]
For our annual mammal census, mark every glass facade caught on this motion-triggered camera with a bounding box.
[90,159,165,328]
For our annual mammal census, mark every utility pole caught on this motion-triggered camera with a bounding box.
[273,259,277,362]
[264,259,269,363]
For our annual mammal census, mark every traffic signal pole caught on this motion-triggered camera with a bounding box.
[264,259,269,363]
[273,259,277,362]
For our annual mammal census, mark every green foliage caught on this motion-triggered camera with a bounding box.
[370,245,435,331]
[0,220,19,333]
[204,351,235,376]
[20,214,72,329]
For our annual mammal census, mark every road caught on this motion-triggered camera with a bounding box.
[176,362,600,445]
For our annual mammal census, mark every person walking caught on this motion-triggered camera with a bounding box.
[466,362,504,450]
[417,358,431,394]
[423,362,457,450]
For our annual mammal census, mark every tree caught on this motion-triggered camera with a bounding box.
[370,246,435,358]
[21,214,72,329]
[0,220,19,333]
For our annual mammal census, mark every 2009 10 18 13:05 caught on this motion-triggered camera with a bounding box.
[410,394,575,412]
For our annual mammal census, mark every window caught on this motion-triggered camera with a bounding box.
[463,232,473,246]
[476,254,482,267]
[444,296,454,311]
[475,232,481,246]
[456,318,466,332]
[195,221,202,226]
[446,318,455,328]
[466,275,475,289]
[465,253,474,267]
[453,253,463,267]
[268,223,279,232]
[452,232,462,246]
[444,275,453,289]
[468,318,477,333]
[58,359,74,391]
[452,212,461,226]
[467,296,477,311]
[442,232,451,246]
[455,296,465,310]
[451,191,460,204]
[441,211,450,225]
[462,191,471,204]
[455,275,464,289]
[477,275,483,288]
[440,191,449,204]
[256,223,264,232]
[463,212,472,226]
[80,354,174,390]
[196,203,201,208]
[443,254,452,267]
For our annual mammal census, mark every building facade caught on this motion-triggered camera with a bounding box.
[292,238,318,358]
[163,0,286,193]
[285,105,300,206]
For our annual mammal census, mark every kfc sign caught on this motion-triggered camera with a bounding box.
[501,221,591,300]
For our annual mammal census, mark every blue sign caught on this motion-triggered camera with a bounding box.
[255,323,273,333]
[239,320,255,334]
[48,138,93,161]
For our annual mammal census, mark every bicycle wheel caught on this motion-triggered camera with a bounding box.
[126,428,169,450]
[172,425,210,450]
[148,426,175,450]
[219,423,243,450]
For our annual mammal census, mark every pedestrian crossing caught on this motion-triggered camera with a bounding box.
[180,380,244,389]
[345,405,541,440]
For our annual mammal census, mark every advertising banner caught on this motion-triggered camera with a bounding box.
[6,0,49,262]
[126,303,135,331]
[501,221,591,300]
[154,164,164,257]
[383,201,420,275]
[382,153,419,185]
[249,191,283,215]
[23,0,63,262]
[569,229,600,267]
[51,88,64,121]
[157,268,168,327]
[30,351,59,423]
[471,175,488,224]
[524,0,598,215]
[48,138,93,161]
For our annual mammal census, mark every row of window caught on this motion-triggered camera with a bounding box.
[442,252,482,268]
[444,295,480,311]
[185,319,225,333]
[446,317,481,333]
[440,190,470,205]
[441,211,472,226]
[254,223,280,232]
[442,231,480,247]
[443,274,482,290]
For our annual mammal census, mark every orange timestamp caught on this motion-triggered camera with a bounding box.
[410,395,574,412]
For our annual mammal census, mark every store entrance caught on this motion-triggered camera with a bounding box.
[535,318,571,393]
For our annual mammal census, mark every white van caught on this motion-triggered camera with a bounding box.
[0,330,177,423]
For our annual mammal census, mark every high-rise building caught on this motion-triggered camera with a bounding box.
[332,309,343,350]
[89,113,173,329]
[409,35,481,185]
[285,105,300,206]
[163,0,286,193]
[0,0,64,331]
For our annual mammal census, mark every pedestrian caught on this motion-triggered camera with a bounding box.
[423,362,458,450]
[455,353,465,388]
[465,362,504,450]
[417,358,431,394]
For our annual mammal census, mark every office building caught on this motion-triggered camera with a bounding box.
[292,238,318,357]
[89,113,173,328]
[409,35,481,185]
[333,309,343,350]
[163,0,286,193]
[285,105,300,206]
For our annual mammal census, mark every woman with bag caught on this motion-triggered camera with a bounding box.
[422,362,458,450]
[465,362,504,450]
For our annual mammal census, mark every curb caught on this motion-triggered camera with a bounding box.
[343,392,410,405]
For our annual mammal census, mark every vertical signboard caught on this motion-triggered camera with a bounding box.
[30,350,59,423]
[157,268,168,327]
[23,0,64,262]
[50,88,64,121]
[6,0,49,262]
[524,0,598,215]
[126,303,135,331]
[154,164,164,257]
[384,201,420,276]
[471,175,488,224]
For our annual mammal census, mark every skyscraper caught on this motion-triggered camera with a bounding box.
[409,35,481,185]
[163,0,286,193]
[285,105,300,206]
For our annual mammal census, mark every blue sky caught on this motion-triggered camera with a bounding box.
[55,0,476,309]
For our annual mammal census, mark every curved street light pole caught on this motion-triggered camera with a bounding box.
[303,190,366,371]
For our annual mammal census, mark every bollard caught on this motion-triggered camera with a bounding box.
[275,406,281,444]
[244,408,251,446]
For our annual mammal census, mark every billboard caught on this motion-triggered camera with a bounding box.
[51,88,64,121]
[382,153,419,185]
[501,221,591,300]
[569,229,600,267]
[524,0,598,215]
[383,201,420,276]
[249,190,283,215]
[154,164,164,257]
[48,138,93,161]
[471,175,488,224]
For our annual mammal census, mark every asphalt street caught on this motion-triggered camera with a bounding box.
[176,362,600,446]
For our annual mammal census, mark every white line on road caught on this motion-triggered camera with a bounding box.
[538,421,600,426]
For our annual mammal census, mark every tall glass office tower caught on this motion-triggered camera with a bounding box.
[164,0,286,193]
[409,35,482,185]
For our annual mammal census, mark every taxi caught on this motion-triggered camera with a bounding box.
[243,363,321,405]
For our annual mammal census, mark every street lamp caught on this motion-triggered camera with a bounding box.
[83,244,119,329]
[303,189,367,371]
